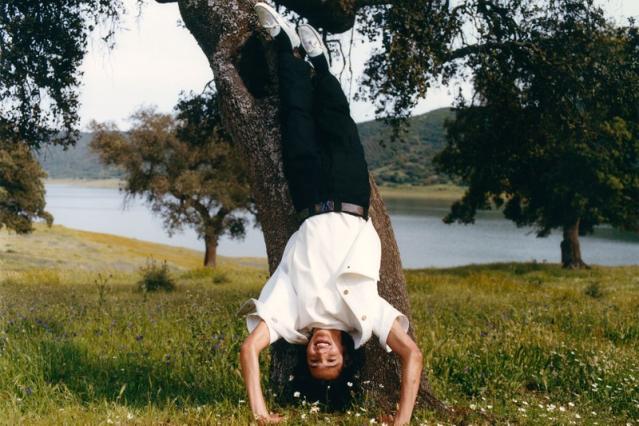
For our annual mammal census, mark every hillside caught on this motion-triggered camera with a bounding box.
[359,107,453,186]
[35,133,123,180]
[36,109,453,185]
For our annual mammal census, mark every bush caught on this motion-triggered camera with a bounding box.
[137,260,176,292]
[584,281,604,299]
[212,271,229,284]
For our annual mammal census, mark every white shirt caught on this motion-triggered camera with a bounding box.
[239,212,409,352]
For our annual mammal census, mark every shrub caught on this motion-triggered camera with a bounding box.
[137,260,176,292]
[584,281,604,299]
[212,271,229,284]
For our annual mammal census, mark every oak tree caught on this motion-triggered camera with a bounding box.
[90,91,255,268]
[434,1,639,268]
[0,0,125,232]
[0,140,52,233]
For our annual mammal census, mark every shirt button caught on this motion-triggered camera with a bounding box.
[361,315,367,321]
[343,289,349,295]
[347,265,350,269]
[271,317,278,323]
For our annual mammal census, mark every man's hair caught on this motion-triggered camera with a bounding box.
[288,331,363,411]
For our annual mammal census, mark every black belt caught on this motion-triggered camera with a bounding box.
[297,200,368,223]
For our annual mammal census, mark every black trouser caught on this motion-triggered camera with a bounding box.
[277,35,371,214]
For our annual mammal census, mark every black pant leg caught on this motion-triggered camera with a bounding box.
[311,67,371,210]
[277,43,323,212]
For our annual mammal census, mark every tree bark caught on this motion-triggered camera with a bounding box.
[561,218,588,269]
[204,233,218,268]
[169,0,443,412]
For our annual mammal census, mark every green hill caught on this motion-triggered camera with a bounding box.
[359,107,453,186]
[36,109,453,184]
[35,133,123,180]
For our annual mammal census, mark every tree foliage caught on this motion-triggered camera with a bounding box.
[90,91,255,267]
[0,140,52,233]
[0,0,126,149]
[434,0,639,266]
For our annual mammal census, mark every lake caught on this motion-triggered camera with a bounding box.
[44,184,639,268]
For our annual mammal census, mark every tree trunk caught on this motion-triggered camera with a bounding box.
[561,218,588,269]
[171,0,444,412]
[204,234,218,268]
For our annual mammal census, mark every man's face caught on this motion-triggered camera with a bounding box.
[306,328,345,380]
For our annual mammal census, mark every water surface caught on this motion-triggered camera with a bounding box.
[44,185,639,268]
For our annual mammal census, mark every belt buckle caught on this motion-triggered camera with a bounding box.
[317,200,334,213]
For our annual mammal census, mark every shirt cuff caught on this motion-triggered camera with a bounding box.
[376,299,410,352]
[243,299,281,345]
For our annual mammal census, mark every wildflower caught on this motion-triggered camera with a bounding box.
[301,413,307,419]
[560,406,566,412]
[310,406,320,414]
[293,391,301,398]
[469,404,476,410]
[347,382,353,387]
[238,399,245,404]
[289,375,294,382]
[370,419,377,424]
[568,402,575,407]
[127,413,134,420]
[575,414,581,419]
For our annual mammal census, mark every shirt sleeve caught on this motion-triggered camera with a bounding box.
[372,296,410,353]
[246,299,283,345]
[238,234,307,345]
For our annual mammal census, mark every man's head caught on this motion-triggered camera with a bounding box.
[306,328,345,381]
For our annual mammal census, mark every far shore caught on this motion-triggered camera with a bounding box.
[45,178,465,202]
[45,178,122,189]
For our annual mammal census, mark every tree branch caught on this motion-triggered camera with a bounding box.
[447,39,542,61]
[274,0,390,33]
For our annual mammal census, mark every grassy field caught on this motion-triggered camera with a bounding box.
[1,225,638,425]
[378,184,465,203]
[45,179,122,189]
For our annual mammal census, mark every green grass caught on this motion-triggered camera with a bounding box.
[1,226,638,424]
[379,183,465,203]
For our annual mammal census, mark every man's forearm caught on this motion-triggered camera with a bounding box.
[385,319,424,425]
[239,320,273,420]
[394,349,423,425]
[240,343,269,417]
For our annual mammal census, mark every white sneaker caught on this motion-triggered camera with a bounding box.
[254,2,300,49]
[298,24,328,60]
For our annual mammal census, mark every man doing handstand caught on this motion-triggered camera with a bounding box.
[239,4,424,424]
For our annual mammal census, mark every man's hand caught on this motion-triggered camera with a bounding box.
[386,318,424,426]
[255,412,285,424]
[240,321,273,421]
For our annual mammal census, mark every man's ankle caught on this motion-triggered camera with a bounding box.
[309,54,330,74]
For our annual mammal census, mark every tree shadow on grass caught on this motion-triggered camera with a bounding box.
[38,339,242,408]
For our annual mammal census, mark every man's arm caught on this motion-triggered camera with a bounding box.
[386,318,424,426]
[239,320,283,424]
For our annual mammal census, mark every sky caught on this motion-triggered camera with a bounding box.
[77,0,639,130]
